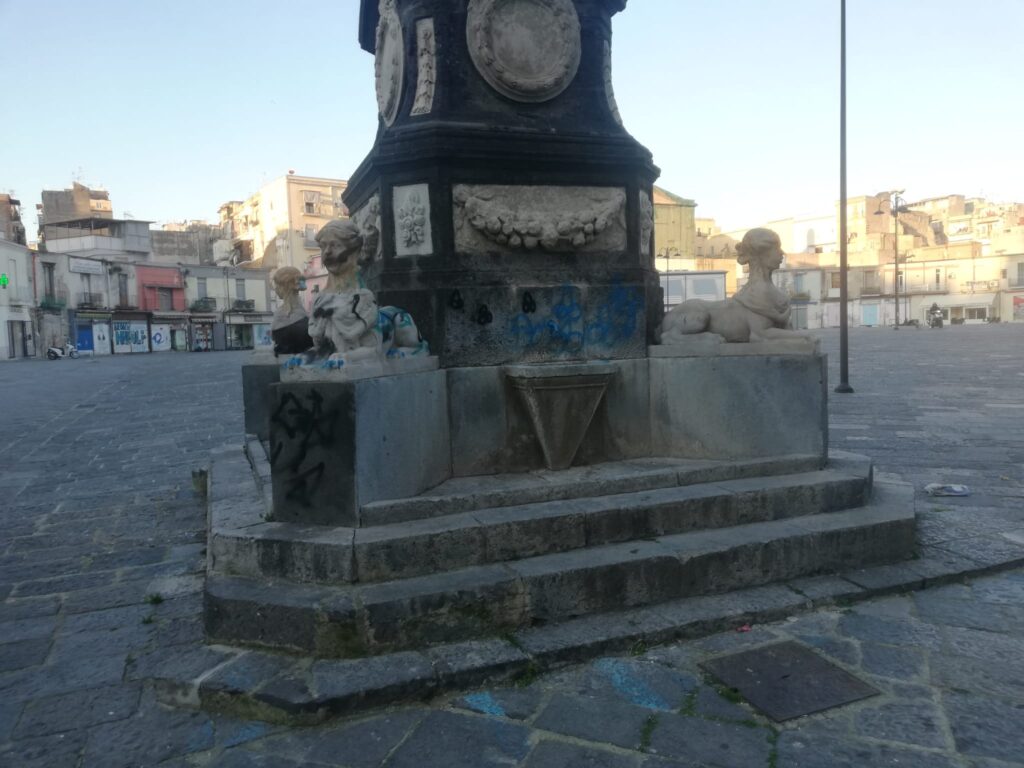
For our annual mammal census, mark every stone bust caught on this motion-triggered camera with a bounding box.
[308,220,380,363]
[270,266,313,356]
[658,228,811,345]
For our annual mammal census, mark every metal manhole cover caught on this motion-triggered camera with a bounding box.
[701,641,878,721]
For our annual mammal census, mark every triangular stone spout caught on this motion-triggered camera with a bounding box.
[504,363,616,471]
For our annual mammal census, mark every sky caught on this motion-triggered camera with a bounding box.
[1,0,1021,235]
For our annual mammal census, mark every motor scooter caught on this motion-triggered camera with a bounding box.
[927,307,944,329]
[46,341,80,360]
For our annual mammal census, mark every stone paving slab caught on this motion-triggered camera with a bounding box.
[2,329,1024,765]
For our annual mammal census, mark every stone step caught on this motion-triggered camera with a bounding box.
[204,478,914,660]
[359,453,827,525]
[210,461,872,586]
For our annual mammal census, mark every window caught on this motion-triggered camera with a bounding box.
[830,272,841,289]
[157,288,173,311]
[119,274,129,307]
[236,279,246,300]
[935,269,942,289]
[304,224,318,246]
[1018,262,1024,283]
[966,307,987,321]
[304,202,315,215]
[897,271,904,291]
[794,273,805,293]
[43,263,55,297]
[197,277,207,299]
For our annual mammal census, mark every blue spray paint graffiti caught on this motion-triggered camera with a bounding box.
[509,279,642,354]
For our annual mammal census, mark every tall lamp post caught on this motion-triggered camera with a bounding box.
[875,191,909,329]
[835,0,853,393]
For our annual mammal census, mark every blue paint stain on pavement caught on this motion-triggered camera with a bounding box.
[462,691,507,717]
[594,658,673,711]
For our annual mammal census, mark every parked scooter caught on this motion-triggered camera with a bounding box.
[927,303,944,329]
[46,341,80,360]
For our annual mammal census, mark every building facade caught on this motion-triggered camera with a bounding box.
[182,266,273,351]
[217,173,348,271]
[0,239,35,359]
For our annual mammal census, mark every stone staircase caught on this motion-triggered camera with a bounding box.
[204,447,914,660]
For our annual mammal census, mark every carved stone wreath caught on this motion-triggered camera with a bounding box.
[466,0,581,103]
[375,0,404,126]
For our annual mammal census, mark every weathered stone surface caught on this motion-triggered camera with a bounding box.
[533,693,652,750]
[383,710,532,768]
[646,712,774,767]
[13,684,141,739]
[523,740,640,768]
[649,354,827,461]
[241,363,280,442]
[851,700,947,749]
[945,691,1024,761]
[269,371,450,526]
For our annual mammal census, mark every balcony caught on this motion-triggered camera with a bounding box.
[40,289,68,311]
[190,297,217,312]
[231,299,255,312]
[77,292,106,309]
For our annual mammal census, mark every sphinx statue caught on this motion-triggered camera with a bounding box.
[658,228,814,346]
[288,219,428,370]
[270,266,313,356]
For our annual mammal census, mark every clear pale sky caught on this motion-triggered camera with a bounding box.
[1,0,1021,234]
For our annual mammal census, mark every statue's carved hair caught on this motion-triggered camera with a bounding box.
[271,265,302,289]
[736,227,781,266]
[315,219,372,267]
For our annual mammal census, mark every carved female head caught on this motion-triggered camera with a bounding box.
[315,219,365,276]
[270,266,303,301]
[736,228,784,273]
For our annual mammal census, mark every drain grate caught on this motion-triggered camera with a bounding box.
[701,641,878,721]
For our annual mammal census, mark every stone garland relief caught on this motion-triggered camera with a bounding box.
[453,185,626,253]
[393,184,433,257]
[603,39,623,126]
[639,190,654,257]
[375,0,404,126]
[466,0,581,103]
[410,18,436,116]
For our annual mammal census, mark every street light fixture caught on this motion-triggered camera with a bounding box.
[874,191,910,329]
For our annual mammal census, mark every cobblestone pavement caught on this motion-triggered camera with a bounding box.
[1,325,1023,767]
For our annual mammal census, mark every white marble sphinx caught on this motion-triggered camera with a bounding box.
[282,219,432,380]
[655,228,818,356]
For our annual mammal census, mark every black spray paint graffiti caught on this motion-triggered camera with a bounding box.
[270,389,336,507]
[509,279,641,353]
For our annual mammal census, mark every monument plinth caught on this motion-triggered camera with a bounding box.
[344,0,658,367]
[204,1,915,723]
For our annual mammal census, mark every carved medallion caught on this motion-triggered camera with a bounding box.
[466,0,581,103]
[375,0,404,126]
[603,40,623,126]
[410,18,436,117]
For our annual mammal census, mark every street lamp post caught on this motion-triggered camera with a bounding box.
[875,192,908,329]
[835,0,853,393]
